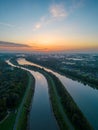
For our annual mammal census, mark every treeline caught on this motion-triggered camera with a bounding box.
[26,56,98,89]
[59,68,98,88]
[0,59,29,121]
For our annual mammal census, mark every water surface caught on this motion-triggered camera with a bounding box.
[29,71,58,130]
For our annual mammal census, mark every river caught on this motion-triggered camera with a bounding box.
[6,60,59,130]
[17,58,98,130]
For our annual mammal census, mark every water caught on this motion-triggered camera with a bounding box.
[17,58,98,130]
[6,60,58,130]
[29,71,58,130]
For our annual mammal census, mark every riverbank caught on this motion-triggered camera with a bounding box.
[13,72,35,130]
[0,61,31,130]
[26,58,98,89]
[7,59,60,130]
[23,65,93,130]
[42,71,72,130]
[46,71,93,130]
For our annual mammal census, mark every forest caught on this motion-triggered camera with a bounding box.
[26,54,98,89]
[0,58,29,121]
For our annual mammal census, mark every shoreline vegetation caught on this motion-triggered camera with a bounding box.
[0,61,35,130]
[26,57,98,89]
[11,56,98,89]
[42,71,71,130]
[20,64,93,130]
[14,72,35,130]
[0,59,30,129]
[45,71,93,130]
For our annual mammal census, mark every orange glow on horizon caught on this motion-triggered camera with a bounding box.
[0,36,98,52]
[0,40,98,52]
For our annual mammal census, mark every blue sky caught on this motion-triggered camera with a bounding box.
[0,0,98,52]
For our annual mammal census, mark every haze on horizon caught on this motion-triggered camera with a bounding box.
[0,0,98,52]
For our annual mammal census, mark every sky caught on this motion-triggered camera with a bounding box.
[0,0,98,52]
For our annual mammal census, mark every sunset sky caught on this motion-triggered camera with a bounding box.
[0,0,98,52]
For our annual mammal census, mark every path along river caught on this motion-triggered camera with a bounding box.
[6,60,59,130]
[17,58,98,130]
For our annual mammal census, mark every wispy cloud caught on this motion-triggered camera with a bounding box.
[35,23,41,29]
[33,4,67,31]
[33,0,84,31]
[0,22,14,27]
[33,23,42,31]
[50,4,68,18]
